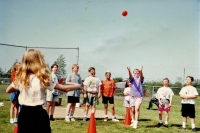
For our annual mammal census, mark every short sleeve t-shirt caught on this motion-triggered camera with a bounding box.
[157,87,174,100]
[124,87,131,101]
[83,76,101,93]
[66,73,82,97]
[11,74,56,106]
[101,79,116,97]
[129,76,143,97]
[179,86,199,104]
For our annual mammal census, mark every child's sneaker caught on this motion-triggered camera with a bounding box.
[157,123,163,127]
[130,122,134,126]
[71,118,75,122]
[104,117,108,121]
[10,119,14,124]
[13,118,18,123]
[163,124,168,128]
[65,117,70,122]
[179,127,186,130]
[83,117,87,121]
[192,128,197,132]
[112,117,119,122]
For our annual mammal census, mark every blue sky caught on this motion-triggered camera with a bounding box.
[0,0,199,83]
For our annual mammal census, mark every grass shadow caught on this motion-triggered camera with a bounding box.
[139,119,151,121]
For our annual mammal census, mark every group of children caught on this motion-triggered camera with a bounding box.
[124,75,199,132]
[6,48,199,133]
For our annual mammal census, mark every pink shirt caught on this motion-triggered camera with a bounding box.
[11,74,56,106]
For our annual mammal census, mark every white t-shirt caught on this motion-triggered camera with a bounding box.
[179,86,199,104]
[157,87,174,100]
[11,74,56,106]
[124,87,131,101]
[83,76,101,93]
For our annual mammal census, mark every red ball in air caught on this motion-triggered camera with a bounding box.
[122,10,128,17]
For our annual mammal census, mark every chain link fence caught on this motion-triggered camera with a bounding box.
[0,43,79,79]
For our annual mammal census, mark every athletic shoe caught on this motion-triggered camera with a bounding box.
[179,127,186,130]
[83,117,87,121]
[65,117,70,122]
[192,128,197,132]
[157,123,163,127]
[104,117,108,121]
[71,118,75,122]
[130,123,134,126]
[10,119,14,124]
[163,124,168,128]
[13,118,18,123]
[50,117,55,121]
[112,117,119,122]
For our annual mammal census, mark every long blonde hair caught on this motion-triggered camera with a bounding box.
[11,62,21,82]
[14,49,51,89]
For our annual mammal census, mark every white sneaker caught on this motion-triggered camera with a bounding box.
[10,119,14,124]
[133,124,137,129]
[14,118,18,123]
[65,117,70,122]
[71,118,75,121]
[112,117,119,122]
[130,122,134,126]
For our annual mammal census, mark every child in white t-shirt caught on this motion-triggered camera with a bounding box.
[123,80,134,124]
[179,76,198,132]
[157,78,174,127]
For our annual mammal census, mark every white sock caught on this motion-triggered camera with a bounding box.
[165,121,168,125]
[192,124,195,129]
[159,120,162,123]
[112,116,115,119]
[133,121,138,128]
[182,122,186,128]
[105,115,108,117]
[84,114,87,118]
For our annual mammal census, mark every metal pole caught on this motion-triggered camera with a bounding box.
[77,47,79,65]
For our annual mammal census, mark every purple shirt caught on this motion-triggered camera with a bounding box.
[129,76,143,97]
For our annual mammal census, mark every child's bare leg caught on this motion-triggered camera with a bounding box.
[164,111,169,125]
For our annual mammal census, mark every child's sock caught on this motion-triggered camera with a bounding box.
[165,121,168,125]
[159,120,162,124]
[192,124,195,129]
[84,114,87,118]
[182,122,186,128]
[133,121,138,128]
[105,115,108,118]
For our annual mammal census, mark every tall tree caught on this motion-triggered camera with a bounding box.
[54,55,67,78]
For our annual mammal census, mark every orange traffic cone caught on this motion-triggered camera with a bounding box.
[87,113,97,133]
[13,125,18,133]
[124,108,131,125]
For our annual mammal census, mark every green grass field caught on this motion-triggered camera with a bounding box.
[1,84,200,133]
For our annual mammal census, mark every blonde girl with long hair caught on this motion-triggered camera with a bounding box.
[6,49,81,133]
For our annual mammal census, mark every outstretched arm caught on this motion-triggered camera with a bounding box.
[6,84,18,93]
[55,83,81,92]
[139,66,144,81]
[127,67,133,80]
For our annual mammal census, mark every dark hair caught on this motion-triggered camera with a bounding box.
[105,72,111,76]
[88,67,95,72]
[51,64,58,69]
[163,78,170,83]
[186,76,194,82]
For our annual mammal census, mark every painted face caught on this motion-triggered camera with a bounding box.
[52,65,58,73]
[72,66,79,73]
[133,70,140,77]
[162,80,169,86]
[90,69,95,76]
[105,72,111,79]
[186,77,192,85]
